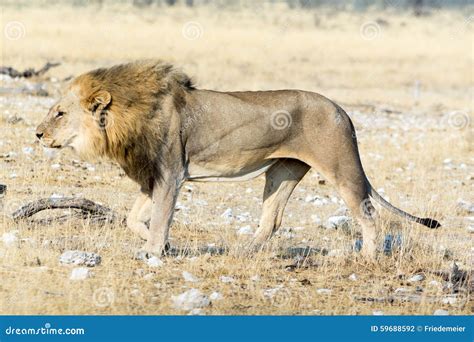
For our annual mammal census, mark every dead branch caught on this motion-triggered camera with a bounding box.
[0,62,60,78]
[11,197,124,225]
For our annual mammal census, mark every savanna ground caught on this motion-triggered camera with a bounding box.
[0,2,473,315]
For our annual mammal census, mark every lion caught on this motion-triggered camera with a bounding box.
[36,60,440,258]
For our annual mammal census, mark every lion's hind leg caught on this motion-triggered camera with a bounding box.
[251,159,310,249]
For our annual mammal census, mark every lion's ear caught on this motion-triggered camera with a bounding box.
[87,90,111,114]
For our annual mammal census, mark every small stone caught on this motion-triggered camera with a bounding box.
[441,295,458,305]
[394,287,410,294]
[209,292,223,301]
[171,289,210,311]
[143,273,155,280]
[182,271,199,282]
[43,147,57,159]
[70,267,91,280]
[311,215,321,224]
[457,199,474,213]
[408,274,425,282]
[130,289,141,296]
[146,256,163,268]
[237,225,253,235]
[220,276,234,283]
[373,310,384,316]
[1,231,19,247]
[59,250,101,267]
[349,273,358,281]
[324,216,351,231]
[220,208,233,220]
[250,275,260,282]
[188,308,204,315]
[22,147,33,155]
[316,288,332,295]
[433,309,449,316]
[263,285,284,298]
[51,163,61,170]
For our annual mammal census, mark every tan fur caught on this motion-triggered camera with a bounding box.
[36,60,440,259]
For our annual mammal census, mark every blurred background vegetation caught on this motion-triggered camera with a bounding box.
[2,0,473,13]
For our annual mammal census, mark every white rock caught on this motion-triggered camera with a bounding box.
[2,231,19,246]
[263,285,284,298]
[394,287,410,294]
[59,250,101,267]
[237,225,253,235]
[236,212,251,222]
[324,216,351,230]
[220,276,235,283]
[349,273,358,281]
[210,292,223,301]
[22,147,34,155]
[143,273,155,280]
[182,271,199,282]
[171,289,210,311]
[70,267,91,280]
[316,288,332,295]
[43,147,57,159]
[130,289,141,296]
[51,163,61,170]
[408,274,425,282]
[221,208,233,220]
[188,308,204,315]
[433,309,449,316]
[457,199,474,213]
[146,256,163,268]
[441,295,458,305]
[373,310,384,316]
[467,225,474,233]
[250,275,260,282]
[311,215,321,224]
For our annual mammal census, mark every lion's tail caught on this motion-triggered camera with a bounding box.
[365,178,441,229]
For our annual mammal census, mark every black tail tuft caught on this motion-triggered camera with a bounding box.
[421,218,441,229]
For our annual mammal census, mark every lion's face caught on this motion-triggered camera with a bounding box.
[36,85,111,158]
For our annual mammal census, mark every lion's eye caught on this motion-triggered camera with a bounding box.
[56,111,65,118]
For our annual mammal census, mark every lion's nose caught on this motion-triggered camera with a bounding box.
[36,132,44,140]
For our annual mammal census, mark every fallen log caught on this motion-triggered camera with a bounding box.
[0,62,60,78]
[11,197,123,225]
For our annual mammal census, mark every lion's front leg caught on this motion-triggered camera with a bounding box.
[142,174,182,256]
[126,192,151,240]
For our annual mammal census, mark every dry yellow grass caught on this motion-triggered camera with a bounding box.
[0,4,472,315]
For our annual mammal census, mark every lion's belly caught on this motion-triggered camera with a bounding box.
[186,159,276,182]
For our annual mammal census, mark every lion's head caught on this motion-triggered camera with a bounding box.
[36,60,193,162]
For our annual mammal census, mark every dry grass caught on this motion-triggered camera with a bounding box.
[0,4,472,315]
